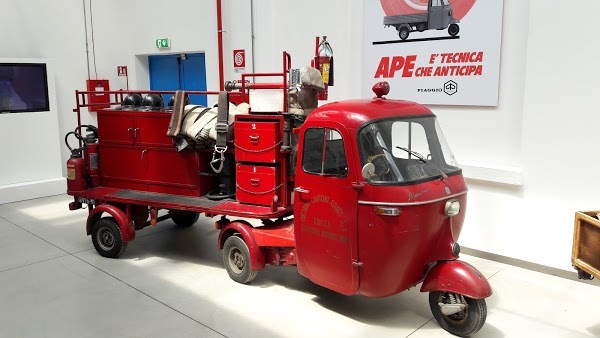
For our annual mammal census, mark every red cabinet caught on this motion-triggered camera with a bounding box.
[235,121,280,163]
[97,109,206,196]
[236,164,280,206]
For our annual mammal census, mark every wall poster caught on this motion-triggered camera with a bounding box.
[363,0,503,106]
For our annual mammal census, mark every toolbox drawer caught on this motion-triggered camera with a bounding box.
[236,164,280,206]
[235,121,280,163]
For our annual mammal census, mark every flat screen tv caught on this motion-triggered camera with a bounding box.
[0,63,50,113]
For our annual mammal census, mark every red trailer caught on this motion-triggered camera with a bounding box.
[65,53,491,337]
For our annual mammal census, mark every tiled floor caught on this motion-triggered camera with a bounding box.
[1,194,599,337]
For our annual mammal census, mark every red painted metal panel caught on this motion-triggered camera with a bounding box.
[86,80,110,112]
[252,221,295,247]
[135,113,175,147]
[236,164,280,206]
[235,121,280,163]
[144,148,202,196]
[99,145,142,183]
[97,112,134,145]
[293,121,359,296]
[356,175,468,297]
[420,260,492,299]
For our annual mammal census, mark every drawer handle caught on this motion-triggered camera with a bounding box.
[134,128,139,139]
[128,128,133,138]
[141,149,147,160]
[250,178,260,186]
[249,135,259,144]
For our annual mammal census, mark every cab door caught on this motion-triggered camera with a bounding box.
[428,0,444,29]
[293,124,359,295]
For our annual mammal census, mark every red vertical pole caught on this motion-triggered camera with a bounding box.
[217,0,225,91]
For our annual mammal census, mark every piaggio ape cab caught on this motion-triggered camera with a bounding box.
[65,53,491,337]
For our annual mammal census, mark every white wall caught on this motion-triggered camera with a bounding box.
[0,1,94,202]
[3,0,599,272]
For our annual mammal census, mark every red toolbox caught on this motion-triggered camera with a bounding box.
[235,121,280,163]
[236,164,280,206]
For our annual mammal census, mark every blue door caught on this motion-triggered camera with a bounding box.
[149,53,207,106]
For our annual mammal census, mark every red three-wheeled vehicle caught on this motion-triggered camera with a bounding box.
[65,53,491,336]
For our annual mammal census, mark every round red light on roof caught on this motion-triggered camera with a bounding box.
[372,81,390,98]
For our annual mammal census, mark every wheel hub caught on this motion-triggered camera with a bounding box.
[97,227,115,251]
[228,248,244,274]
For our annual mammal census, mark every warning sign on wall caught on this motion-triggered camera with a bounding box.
[233,49,245,73]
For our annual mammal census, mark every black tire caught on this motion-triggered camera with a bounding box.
[399,27,410,40]
[448,23,460,36]
[417,23,427,32]
[222,236,258,284]
[429,291,487,337]
[91,217,127,258]
[172,211,199,227]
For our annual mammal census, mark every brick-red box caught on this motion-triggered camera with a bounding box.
[235,121,280,163]
[236,164,280,206]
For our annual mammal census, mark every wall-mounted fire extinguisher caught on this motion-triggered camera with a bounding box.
[314,36,334,100]
[65,125,100,192]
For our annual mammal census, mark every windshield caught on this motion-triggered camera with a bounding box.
[358,116,460,184]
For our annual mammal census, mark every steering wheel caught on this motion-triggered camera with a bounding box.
[367,153,392,181]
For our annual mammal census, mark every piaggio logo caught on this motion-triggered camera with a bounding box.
[444,80,458,96]
[417,80,459,96]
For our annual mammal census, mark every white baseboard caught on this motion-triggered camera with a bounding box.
[0,177,66,204]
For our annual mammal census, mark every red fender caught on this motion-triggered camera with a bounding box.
[87,204,135,243]
[218,221,266,271]
[420,260,492,299]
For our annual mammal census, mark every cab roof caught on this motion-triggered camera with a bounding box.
[306,98,434,130]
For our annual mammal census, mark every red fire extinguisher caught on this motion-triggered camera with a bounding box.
[76,125,100,187]
[313,36,334,100]
[65,125,100,192]
[65,132,87,193]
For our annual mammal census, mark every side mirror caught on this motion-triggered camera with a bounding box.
[361,163,375,181]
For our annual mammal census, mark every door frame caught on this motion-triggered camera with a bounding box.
[293,119,360,295]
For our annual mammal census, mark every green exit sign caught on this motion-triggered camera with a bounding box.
[156,38,170,49]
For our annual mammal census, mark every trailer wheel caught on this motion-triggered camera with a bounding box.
[172,211,199,227]
[429,291,487,337]
[417,23,426,32]
[91,217,127,258]
[222,236,258,284]
[448,23,460,36]
[399,27,410,40]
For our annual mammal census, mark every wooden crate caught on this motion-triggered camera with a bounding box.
[572,211,600,279]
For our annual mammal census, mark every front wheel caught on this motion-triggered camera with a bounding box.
[91,217,127,258]
[222,236,258,284]
[399,27,410,40]
[429,291,487,337]
[448,23,460,36]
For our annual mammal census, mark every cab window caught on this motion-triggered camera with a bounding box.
[302,128,348,176]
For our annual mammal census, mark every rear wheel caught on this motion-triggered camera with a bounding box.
[429,291,487,337]
[417,23,426,32]
[399,27,410,40]
[172,211,199,227]
[91,217,127,258]
[222,236,257,284]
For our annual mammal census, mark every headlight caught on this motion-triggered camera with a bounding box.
[444,199,460,217]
